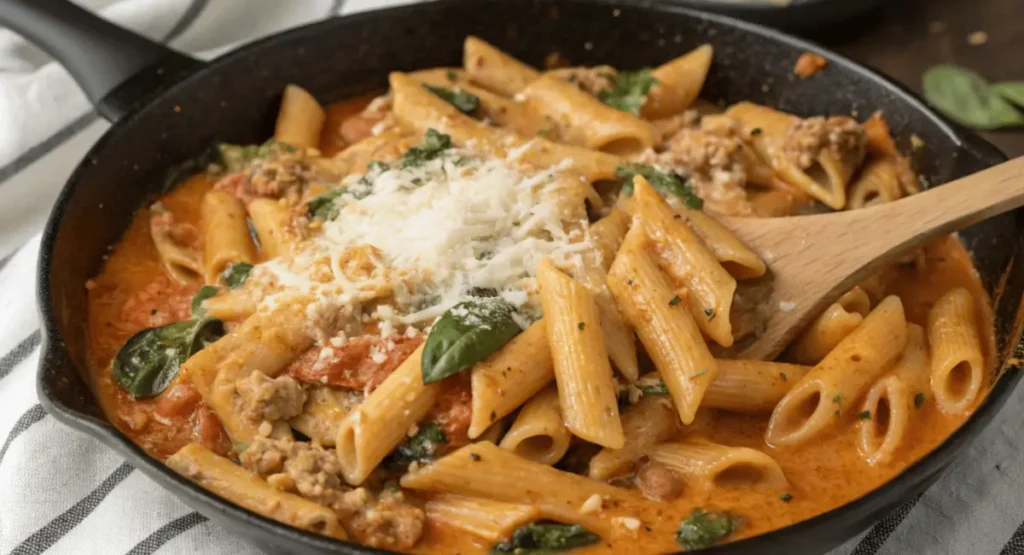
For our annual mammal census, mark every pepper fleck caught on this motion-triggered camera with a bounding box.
[780,493,793,502]
[470,453,482,461]
[669,295,682,306]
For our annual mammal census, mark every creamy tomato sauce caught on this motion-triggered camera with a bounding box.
[85,94,996,554]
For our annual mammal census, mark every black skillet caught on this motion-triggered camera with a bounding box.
[670,0,883,30]
[2,0,1021,553]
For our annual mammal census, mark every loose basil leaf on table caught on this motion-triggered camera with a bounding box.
[992,82,1024,110]
[921,65,1024,130]
[191,285,219,316]
[220,261,253,289]
[491,522,600,554]
[421,296,523,384]
[676,509,741,550]
[113,318,225,397]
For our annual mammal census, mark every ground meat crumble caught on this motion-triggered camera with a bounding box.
[234,372,307,424]
[781,116,865,171]
[548,65,617,96]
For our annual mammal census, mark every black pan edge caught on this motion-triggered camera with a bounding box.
[34,0,1022,553]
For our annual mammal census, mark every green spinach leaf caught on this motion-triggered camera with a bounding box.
[307,188,345,221]
[597,69,658,115]
[401,129,452,169]
[307,160,390,220]
[426,85,480,115]
[993,82,1024,110]
[640,378,669,396]
[617,163,703,210]
[217,139,297,173]
[221,262,254,289]
[676,509,741,550]
[422,297,522,384]
[113,318,225,397]
[492,523,600,554]
[922,65,1024,130]
[191,286,219,316]
[388,422,447,468]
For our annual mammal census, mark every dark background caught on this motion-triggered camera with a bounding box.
[808,0,1022,157]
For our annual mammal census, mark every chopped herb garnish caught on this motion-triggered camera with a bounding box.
[832,394,844,404]
[914,392,926,408]
[221,261,253,289]
[779,372,788,382]
[492,523,600,554]
[704,308,716,320]
[426,85,480,115]
[858,410,872,420]
[780,493,793,503]
[446,69,458,82]
[537,128,551,137]
[233,442,249,454]
[388,422,447,468]
[578,322,586,331]
[834,409,841,418]
[640,379,669,396]
[690,368,709,380]
[669,295,682,306]
[597,69,658,115]
[751,127,763,136]
[401,129,452,169]
[616,162,703,210]
[676,509,741,550]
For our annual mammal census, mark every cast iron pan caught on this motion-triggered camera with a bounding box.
[3,0,1020,553]
[668,0,883,30]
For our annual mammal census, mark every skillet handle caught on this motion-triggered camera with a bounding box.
[0,0,201,122]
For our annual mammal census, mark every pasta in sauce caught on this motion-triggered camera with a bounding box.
[85,37,995,553]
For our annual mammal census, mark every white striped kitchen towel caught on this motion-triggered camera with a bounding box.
[1,1,1023,554]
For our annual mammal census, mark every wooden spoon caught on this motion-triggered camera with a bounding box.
[717,156,1024,361]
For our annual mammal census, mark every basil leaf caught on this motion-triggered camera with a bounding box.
[676,509,741,550]
[387,422,447,468]
[993,82,1024,110]
[307,161,390,221]
[492,523,600,554]
[113,318,225,397]
[426,85,480,115]
[221,262,253,289]
[597,69,658,115]
[617,163,703,210]
[191,286,219,316]
[922,65,1024,130]
[401,129,452,169]
[422,297,522,384]
[307,188,344,221]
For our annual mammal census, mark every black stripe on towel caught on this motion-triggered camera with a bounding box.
[0,330,41,382]
[10,462,135,555]
[0,404,47,468]
[1000,518,1024,555]
[125,512,208,555]
[850,494,923,555]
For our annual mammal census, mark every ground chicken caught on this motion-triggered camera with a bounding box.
[240,436,345,507]
[234,372,307,424]
[781,116,865,170]
[337,488,426,550]
[548,65,617,95]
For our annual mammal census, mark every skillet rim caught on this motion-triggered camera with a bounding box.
[34,0,1021,553]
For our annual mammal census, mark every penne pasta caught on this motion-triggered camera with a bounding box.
[289,386,353,447]
[401,442,636,532]
[928,288,986,414]
[703,360,811,414]
[274,84,326,150]
[788,287,872,365]
[537,258,624,449]
[201,287,257,321]
[646,441,788,493]
[766,296,907,447]
[607,226,718,424]
[167,443,345,538]
[425,494,540,542]
[499,386,572,465]
[642,44,714,120]
[678,207,766,280]
[468,319,554,439]
[149,203,202,284]
[412,68,547,136]
[848,156,903,209]
[589,209,631,272]
[201,190,258,285]
[632,176,736,346]
[336,345,439,484]
[521,73,659,155]
[857,323,931,465]
[247,198,300,260]
[588,396,680,480]
[462,36,540,96]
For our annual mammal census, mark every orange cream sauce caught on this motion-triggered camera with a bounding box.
[85,99,996,553]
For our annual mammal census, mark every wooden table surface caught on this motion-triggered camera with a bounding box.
[802,0,1023,157]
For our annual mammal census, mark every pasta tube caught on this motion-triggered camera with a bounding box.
[646,441,788,493]
[588,396,680,480]
[766,296,907,447]
[789,287,871,365]
[703,360,811,414]
[642,44,714,120]
[499,386,572,465]
[247,198,300,260]
[201,190,257,284]
[274,84,326,149]
[463,36,540,96]
[928,288,985,414]
[537,258,624,449]
[425,494,540,542]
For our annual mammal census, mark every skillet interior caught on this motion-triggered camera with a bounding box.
[36,0,1021,553]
